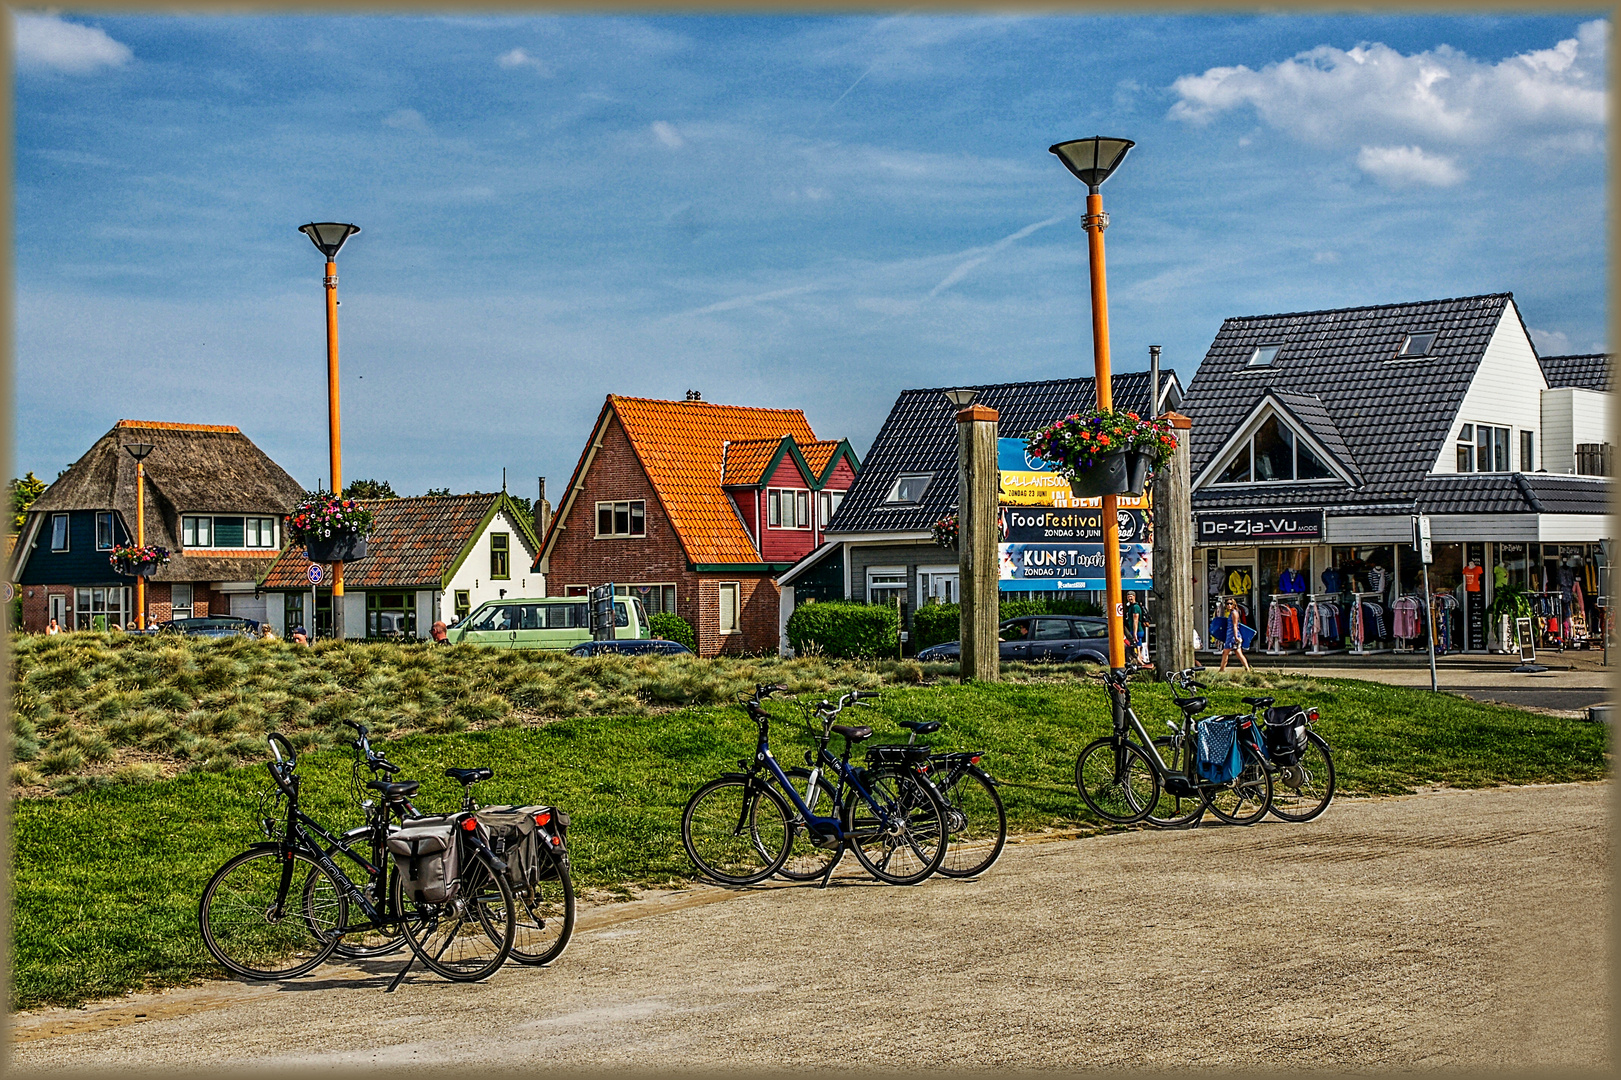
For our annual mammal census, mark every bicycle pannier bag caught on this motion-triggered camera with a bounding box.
[387,816,460,903]
[1195,716,1244,784]
[479,804,569,884]
[1262,707,1307,766]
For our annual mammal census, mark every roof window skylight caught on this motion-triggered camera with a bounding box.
[1247,344,1282,368]
[1395,332,1436,359]
[885,473,933,504]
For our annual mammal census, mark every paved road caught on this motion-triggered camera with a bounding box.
[10,783,1609,1071]
[1450,686,1610,710]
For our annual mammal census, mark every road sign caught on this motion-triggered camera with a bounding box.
[1412,514,1433,564]
[308,564,325,585]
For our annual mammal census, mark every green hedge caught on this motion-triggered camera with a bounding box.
[910,596,1106,651]
[647,612,696,650]
[787,601,900,659]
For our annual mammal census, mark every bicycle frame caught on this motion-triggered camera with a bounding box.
[742,698,899,846]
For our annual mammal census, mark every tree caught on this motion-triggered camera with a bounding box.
[342,479,397,500]
[423,487,453,498]
[9,471,46,532]
[507,494,534,521]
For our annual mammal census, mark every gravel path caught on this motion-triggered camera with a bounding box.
[10,781,1609,1071]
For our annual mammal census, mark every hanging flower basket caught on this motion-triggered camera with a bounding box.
[287,491,373,563]
[1025,409,1177,498]
[932,514,958,549]
[110,544,170,577]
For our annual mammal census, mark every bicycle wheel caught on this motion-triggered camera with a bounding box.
[1145,736,1204,829]
[504,852,576,965]
[396,847,516,982]
[1202,748,1273,825]
[1268,731,1336,823]
[681,777,792,885]
[934,766,1006,878]
[843,766,949,885]
[778,768,846,881]
[1074,737,1159,825]
[199,848,346,980]
[322,827,409,959]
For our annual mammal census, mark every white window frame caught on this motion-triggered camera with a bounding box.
[819,489,845,526]
[51,513,69,552]
[767,488,810,530]
[1209,413,1340,487]
[717,581,741,635]
[96,512,116,550]
[620,581,677,617]
[595,500,646,538]
[1471,424,1512,474]
[171,583,193,620]
[885,473,933,505]
[866,565,908,605]
[1247,344,1282,368]
[1456,424,1475,473]
[1394,332,1437,359]
[917,566,959,606]
[1520,430,1535,473]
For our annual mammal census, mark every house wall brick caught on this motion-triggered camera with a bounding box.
[546,413,781,654]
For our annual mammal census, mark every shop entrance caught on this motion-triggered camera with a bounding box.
[1206,548,1257,650]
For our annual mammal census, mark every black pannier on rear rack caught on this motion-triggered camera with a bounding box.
[478,804,570,888]
[1262,707,1309,767]
[865,743,933,769]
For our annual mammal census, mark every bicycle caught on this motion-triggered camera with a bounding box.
[887,719,1006,878]
[1073,667,1273,827]
[198,732,516,983]
[682,685,950,887]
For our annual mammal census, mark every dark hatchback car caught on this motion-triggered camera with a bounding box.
[568,639,693,657]
[154,616,261,638]
[915,615,1109,664]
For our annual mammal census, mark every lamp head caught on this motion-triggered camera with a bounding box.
[1049,137,1135,193]
[123,442,154,463]
[299,222,361,258]
[942,388,980,408]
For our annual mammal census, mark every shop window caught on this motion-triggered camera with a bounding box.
[595,500,645,538]
[51,514,69,552]
[1520,430,1535,472]
[885,474,932,504]
[1214,414,1335,485]
[96,512,116,550]
[1247,344,1282,368]
[717,582,740,634]
[1456,425,1474,472]
[490,532,510,579]
[1394,332,1436,359]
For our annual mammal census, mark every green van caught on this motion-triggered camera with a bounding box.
[448,595,648,650]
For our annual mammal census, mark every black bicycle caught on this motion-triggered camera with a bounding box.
[198,732,516,983]
[883,720,1006,878]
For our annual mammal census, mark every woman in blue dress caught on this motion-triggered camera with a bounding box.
[1218,596,1251,672]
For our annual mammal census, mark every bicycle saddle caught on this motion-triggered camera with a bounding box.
[1176,696,1209,715]
[445,767,493,785]
[1242,696,1275,709]
[832,724,873,743]
[365,779,420,799]
[898,720,942,735]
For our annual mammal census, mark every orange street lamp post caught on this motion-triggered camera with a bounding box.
[122,441,154,629]
[1049,136,1135,675]
[299,221,360,640]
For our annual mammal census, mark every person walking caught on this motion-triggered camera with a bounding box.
[1125,592,1150,666]
[1218,596,1251,672]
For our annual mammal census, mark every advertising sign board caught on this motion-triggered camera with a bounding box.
[1194,509,1324,544]
[997,438,1151,590]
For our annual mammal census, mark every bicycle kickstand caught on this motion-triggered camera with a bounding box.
[818,844,842,890]
[384,949,416,993]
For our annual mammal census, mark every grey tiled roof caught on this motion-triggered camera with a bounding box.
[1269,390,1363,486]
[1185,293,1514,512]
[1539,353,1612,392]
[827,372,1180,535]
[1416,474,1610,516]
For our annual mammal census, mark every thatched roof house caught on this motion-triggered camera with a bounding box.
[11,420,305,630]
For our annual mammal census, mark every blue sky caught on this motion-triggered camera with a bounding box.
[13,12,1609,499]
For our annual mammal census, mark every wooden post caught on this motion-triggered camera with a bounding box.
[1151,411,1195,679]
[958,403,1000,682]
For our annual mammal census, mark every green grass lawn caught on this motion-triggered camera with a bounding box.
[10,672,1607,1012]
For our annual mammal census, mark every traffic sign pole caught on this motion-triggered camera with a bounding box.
[1414,515,1437,693]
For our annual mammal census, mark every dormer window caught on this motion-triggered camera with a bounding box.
[1214,415,1335,484]
[1247,344,1282,368]
[885,473,933,504]
[1395,332,1436,359]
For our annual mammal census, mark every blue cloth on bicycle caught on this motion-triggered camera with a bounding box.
[1196,717,1244,784]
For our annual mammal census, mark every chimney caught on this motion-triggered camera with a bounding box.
[685,389,702,402]
[535,476,552,539]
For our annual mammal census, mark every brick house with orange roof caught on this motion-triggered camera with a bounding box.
[535,393,859,655]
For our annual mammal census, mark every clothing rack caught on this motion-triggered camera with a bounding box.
[1347,591,1388,656]
[1391,592,1425,653]
[1526,592,1568,652]
[1431,590,1460,654]
[1265,593,1305,654]
[1302,593,1344,656]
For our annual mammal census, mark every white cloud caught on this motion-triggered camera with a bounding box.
[927,215,1066,298]
[1355,145,1464,187]
[651,121,684,149]
[1169,20,1608,150]
[497,47,550,75]
[382,108,429,132]
[14,14,132,74]
[1528,327,1573,355]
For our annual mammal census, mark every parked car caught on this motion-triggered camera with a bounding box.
[154,616,261,638]
[448,595,649,650]
[568,638,693,657]
[915,615,1109,664]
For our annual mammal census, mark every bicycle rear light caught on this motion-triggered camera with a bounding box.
[533,811,551,827]
[460,818,477,832]
[1306,708,1319,722]
[969,755,981,764]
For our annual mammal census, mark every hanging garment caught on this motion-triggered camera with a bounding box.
[1392,596,1420,639]
[1278,568,1306,595]
[1280,605,1301,644]
[1360,601,1388,640]
[1224,567,1253,596]
[1366,566,1388,593]
[1321,567,1343,594]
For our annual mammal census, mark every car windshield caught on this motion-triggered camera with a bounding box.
[467,605,514,632]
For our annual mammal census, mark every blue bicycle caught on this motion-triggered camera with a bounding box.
[681,685,949,886]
